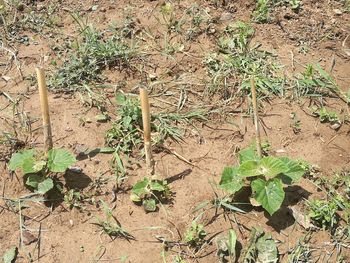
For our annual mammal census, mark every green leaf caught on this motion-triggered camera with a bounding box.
[150,181,166,192]
[256,233,278,263]
[219,167,243,194]
[32,160,46,172]
[130,193,141,202]
[131,178,149,197]
[3,246,17,263]
[116,93,126,105]
[47,149,76,173]
[26,174,44,188]
[8,149,36,174]
[95,114,109,122]
[259,157,288,178]
[221,201,246,213]
[98,147,115,153]
[279,157,305,184]
[228,230,237,256]
[251,178,285,216]
[143,198,156,212]
[37,178,54,194]
[238,146,259,164]
[238,160,260,177]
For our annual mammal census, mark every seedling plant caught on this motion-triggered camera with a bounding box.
[219,144,306,215]
[130,177,171,212]
[8,148,76,195]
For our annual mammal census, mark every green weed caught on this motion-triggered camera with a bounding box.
[183,221,207,248]
[293,64,349,103]
[312,107,340,124]
[307,199,339,230]
[106,93,205,178]
[253,0,301,23]
[204,21,285,98]
[49,14,138,92]
[94,201,134,240]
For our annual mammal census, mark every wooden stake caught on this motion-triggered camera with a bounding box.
[140,88,154,175]
[250,79,262,158]
[36,68,53,152]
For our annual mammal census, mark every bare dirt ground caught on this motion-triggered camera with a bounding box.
[1,0,350,262]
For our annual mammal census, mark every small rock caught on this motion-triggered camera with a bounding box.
[219,12,233,22]
[22,230,38,245]
[331,121,342,130]
[333,9,343,15]
[2,76,11,82]
[17,4,25,11]
[65,126,73,132]
[37,4,45,11]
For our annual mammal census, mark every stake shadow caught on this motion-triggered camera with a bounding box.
[166,169,192,184]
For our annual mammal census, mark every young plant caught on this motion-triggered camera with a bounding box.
[293,64,349,103]
[241,227,278,263]
[183,221,207,248]
[312,107,340,124]
[219,144,306,215]
[130,177,172,212]
[306,199,339,230]
[94,201,134,240]
[216,230,237,263]
[8,148,76,195]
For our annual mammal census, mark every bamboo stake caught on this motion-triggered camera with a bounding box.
[36,68,53,152]
[250,79,262,158]
[140,88,154,175]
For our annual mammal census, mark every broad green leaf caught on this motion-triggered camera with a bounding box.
[143,198,156,212]
[3,246,17,263]
[219,167,243,194]
[47,149,76,173]
[279,157,305,184]
[228,230,237,257]
[238,146,259,164]
[251,178,285,216]
[26,174,43,188]
[32,160,46,172]
[131,178,149,197]
[37,178,54,194]
[8,149,36,174]
[259,157,288,178]
[238,160,260,177]
[150,181,166,192]
[256,233,278,263]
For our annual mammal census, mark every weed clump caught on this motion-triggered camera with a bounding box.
[49,16,138,92]
[204,21,285,98]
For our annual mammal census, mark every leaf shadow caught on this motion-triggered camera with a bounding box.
[266,185,311,232]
